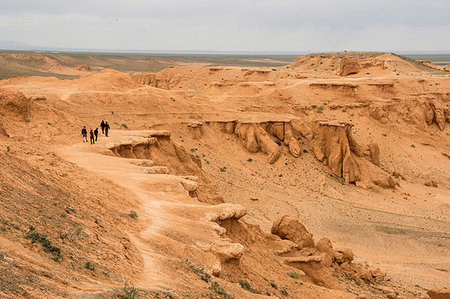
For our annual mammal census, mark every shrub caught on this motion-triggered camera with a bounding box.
[287,271,300,279]
[84,261,95,271]
[186,259,211,283]
[275,140,282,146]
[247,158,253,162]
[281,287,288,296]
[25,231,62,262]
[122,123,128,129]
[209,281,235,299]
[117,281,138,299]
[238,280,261,294]
[317,106,324,113]
[129,211,138,219]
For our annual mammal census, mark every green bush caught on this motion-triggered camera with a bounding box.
[129,211,138,219]
[84,261,95,271]
[186,259,211,283]
[117,281,138,299]
[25,231,62,261]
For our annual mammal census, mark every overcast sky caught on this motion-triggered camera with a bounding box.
[1,0,449,53]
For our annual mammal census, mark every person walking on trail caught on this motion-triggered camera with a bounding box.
[100,120,106,134]
[81,126,88,143]
[94,128,99,141]
[89,129,95,145]
[105,121,110,137]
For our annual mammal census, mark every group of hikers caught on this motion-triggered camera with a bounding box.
[81,120,110,144]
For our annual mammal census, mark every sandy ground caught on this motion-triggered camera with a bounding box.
[0,51,449,298]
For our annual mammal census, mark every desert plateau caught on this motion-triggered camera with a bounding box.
[0,50,449,299]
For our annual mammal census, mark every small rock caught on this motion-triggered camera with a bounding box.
[386,293,397,299]
[425,180,438,187]
[145,166,169,174]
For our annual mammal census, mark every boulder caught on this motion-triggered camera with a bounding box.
[427,288,450,299]
[334,248,354,264]
[181,179,198,192]
[271,216,314,248]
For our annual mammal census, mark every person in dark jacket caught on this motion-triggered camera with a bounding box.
[100,120,106,134]
[94,128,99,141]
[81,126,87,143]
[105,122,110,137]
[90,129,95,144]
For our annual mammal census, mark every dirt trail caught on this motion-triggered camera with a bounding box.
[58,131,168,290]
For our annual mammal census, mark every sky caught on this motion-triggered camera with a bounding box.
[0,0,449,53]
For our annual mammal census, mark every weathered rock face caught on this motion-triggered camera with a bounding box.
[219,120,303,164]
[367,143,381,166]
[370,98,449,130]
[339,58,360,76]
[271,215,314,249]
[0,88,32,119]
[310,121,362,183]
[131,72,157,85]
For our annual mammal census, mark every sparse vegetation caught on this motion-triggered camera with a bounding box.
[25,231,62,261]
[186,259,211,283]
[84,261,95,271]
[238,280,262,294]
[270,281,278,289]
[281,287,288,296]
[247,158,253,162]
[129,210,138,219]
[117,281,139,299]
[209,281,235,299]
[220,167,226,172]
[317,105,324,113]
[287,271,300,279]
